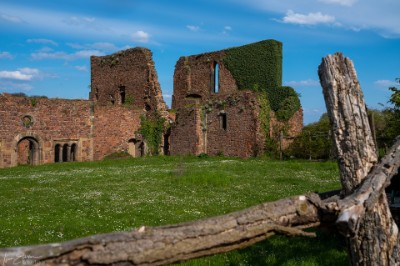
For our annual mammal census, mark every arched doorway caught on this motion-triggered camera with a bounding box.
[17,137,40,166]
[128,139,145,157]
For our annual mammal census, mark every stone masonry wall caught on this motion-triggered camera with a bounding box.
[270,108,304,149]
[0,94,92,168]
[170,91,264,157]
[171,41,303,157]
[91,48,168,118]
[172,51,238,110]
[93,105,143,160]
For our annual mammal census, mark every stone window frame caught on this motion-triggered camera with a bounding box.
[22,115,34,129]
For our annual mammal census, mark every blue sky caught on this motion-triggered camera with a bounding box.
[0,0,399,125]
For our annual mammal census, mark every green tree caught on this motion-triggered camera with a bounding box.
[287,113,333,160]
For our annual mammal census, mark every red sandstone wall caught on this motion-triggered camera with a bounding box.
[0,94,92,167]
[172,51,238,110]
[269,108,304,149]
[205,93,261,157]
[93,105,143,160]
[170,108,202,156]
[170,92,264,157]
[91,48,168,118]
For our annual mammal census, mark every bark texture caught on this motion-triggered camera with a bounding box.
[0,195,322,266]
[318,52,399,265]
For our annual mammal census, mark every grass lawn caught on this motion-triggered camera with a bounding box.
[0,156,348,265]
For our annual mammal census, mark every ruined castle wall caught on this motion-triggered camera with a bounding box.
[172,51,238,110]
[169,99,204,156]
[170,92,263,157]
[270,108,304,149]
[204,92,261,157]
[91,48,168,118]
[0,94,92,168]
[92,105,143,160]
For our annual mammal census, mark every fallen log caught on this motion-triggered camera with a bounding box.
[0,194,322,266]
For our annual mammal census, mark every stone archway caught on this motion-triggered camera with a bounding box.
[17,137,40,166]
[128,139,145,157]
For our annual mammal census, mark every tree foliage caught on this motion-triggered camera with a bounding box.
[287,113,333,160]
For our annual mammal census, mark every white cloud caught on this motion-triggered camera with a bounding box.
[282,10,335,25]
[0,52,13,59]
[284,79,320,87]
[0,81,32,92]
[0,13,23,23]
[132,30,150,43]
[27,38,58,46]
[187,25,200,32]
[31,50,104,60]
[64,16,96,26]
[374,79,398,87]
[67,42,120,52]
[0,68,40,81]
[224,26,232,31]
[229,0,399,37]
[75,65,88,72]
[318,0,357,7]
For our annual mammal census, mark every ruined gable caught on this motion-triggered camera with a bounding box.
[90,47,168,118]
[170,40,302,157]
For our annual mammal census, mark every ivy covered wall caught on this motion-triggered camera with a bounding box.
[223,40,300,122]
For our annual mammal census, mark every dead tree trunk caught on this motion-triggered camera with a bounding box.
[318,52,399,265]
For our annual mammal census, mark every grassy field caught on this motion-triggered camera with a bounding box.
[0,156,348,265]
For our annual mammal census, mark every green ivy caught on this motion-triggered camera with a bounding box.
[123,96,134,107]
[139,114,165,155]
[223,40,282,92]
[258,93,271,139]
[272,86,301,121]
[223,40,300,121]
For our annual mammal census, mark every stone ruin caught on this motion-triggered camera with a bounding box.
[0,40,302,168]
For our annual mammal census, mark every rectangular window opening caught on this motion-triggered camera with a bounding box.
[119,86,126,104]
[220,113,227,130]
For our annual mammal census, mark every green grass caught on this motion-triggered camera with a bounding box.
[0,156,348,265]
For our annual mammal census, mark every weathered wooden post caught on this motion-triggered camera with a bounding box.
[318,52,399,265]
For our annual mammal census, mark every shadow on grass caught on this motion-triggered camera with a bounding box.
[179,229,348,266]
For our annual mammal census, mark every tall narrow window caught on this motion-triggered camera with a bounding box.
[220,113,227,131]
[214,62,219,93]
[119,86,126,104]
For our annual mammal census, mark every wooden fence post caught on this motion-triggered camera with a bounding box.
[318,52,399,265]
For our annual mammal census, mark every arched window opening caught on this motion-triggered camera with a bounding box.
[220,113,227,131]
[62,144,69,162]
[70,143,77,162]
[211,62,219,94]
[55,144,61,163]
